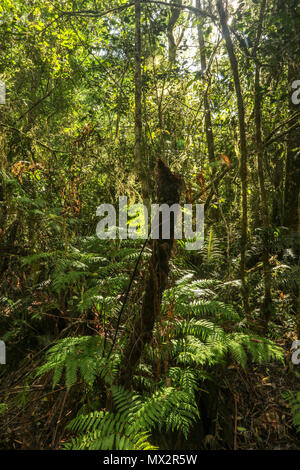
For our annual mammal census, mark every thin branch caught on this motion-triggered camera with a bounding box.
[264,121,300,148]
[16,88,55,122]
[60,3,135,18]
[0,123,68,154]
[106,237,149,360]
[59,0,216,20]
[204,165,232,210]
[264,111,300,145]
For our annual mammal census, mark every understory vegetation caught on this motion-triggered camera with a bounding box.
[0,0,299,450]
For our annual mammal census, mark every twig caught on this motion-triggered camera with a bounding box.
[106,237,150,359]
[51,390,69,448]
[234,392,239,450]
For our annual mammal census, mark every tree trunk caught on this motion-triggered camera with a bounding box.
[254,64,273,325]
[283,0,300,334]
[118,159,184,387]
[167,0,182,64]
[216,0,251,318]
[284,65,300,336]
[134,0,149,204]
[284,63,300,241]
[196,0,215,169]
[253,0,273,326]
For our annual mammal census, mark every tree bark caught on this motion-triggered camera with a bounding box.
[167,0,182,64]
[134,0,149,204]
[196,0,215,168]
[284,0,300,334]
[253,0,273,326]
[216,0,251,318]
[254,64,273,324]
[284,63,300,240]
[118,159,184,387]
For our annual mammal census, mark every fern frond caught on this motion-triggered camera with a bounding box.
[36,336,116,389]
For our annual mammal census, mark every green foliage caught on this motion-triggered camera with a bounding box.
[58,272,283,449]
[65,382,198,450]
[65,386,157,450]
[283,391,300,433]
[35,336,118,390]
[162,274,284,369]
[0,404,8,416]
[0,0,298,452]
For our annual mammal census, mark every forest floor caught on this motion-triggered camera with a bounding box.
[1,330,300,450]
[226,336,300,450]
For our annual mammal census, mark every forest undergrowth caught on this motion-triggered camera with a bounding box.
[0,0,300,452]
[0,230,299,450]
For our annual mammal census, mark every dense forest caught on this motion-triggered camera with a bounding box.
[0,0,299,452]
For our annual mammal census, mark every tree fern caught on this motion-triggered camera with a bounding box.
[65,386,158,450]
[64,382,199,449]
[36,336,118,389]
